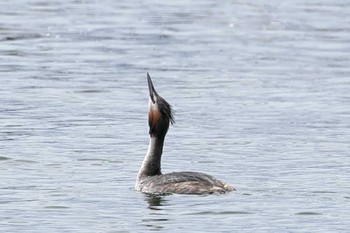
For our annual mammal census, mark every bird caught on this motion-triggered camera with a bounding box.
[135,73,235,194]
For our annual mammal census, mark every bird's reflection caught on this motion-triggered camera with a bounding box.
[141,193,170,231]
[144,193,170,210]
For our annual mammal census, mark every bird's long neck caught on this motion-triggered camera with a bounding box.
[137,136,165,179]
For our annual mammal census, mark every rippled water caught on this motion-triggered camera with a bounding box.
[1,0,349,232]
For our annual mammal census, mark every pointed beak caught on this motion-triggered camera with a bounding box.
[147,73,156,104]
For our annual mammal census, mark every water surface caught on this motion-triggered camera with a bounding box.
[1,0,349,232]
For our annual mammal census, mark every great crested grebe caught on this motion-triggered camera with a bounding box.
[135,73,235,194]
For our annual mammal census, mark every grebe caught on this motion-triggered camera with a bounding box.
[135,73,235,194]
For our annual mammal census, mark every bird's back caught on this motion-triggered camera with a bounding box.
[137,171,234,194]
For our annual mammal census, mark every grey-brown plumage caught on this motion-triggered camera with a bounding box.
[138,171,234,194]
[135,73,235,194]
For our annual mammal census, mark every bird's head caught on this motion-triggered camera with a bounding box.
[147,73,175,138]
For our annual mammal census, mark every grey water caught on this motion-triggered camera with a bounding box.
[1,0,350,232]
